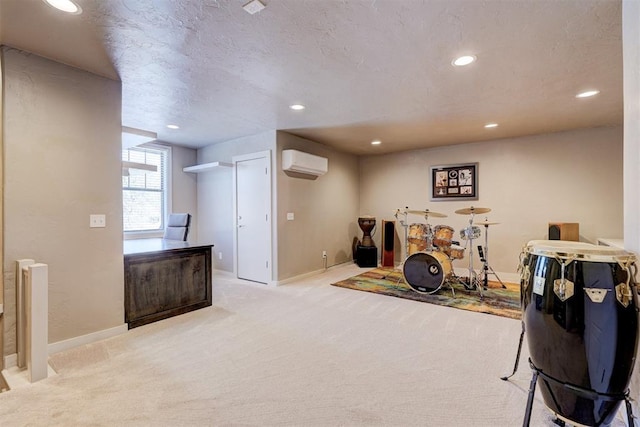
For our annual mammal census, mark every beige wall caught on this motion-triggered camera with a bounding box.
[360,126,624,277]
[276,132,359,280]
[195,131,359,282]
[623,0,640,413]
[0,46,4,364]
[2,48,124,353]
[170,145,198,241]
[196,131,276,273]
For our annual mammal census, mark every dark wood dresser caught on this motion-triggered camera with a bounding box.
[123,239,213,329]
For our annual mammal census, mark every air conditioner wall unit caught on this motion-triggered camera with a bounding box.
[282,149,328,176]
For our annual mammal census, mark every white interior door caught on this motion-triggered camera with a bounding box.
[235,152,271,283]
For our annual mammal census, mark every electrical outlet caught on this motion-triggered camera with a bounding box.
[218,252,223,260]
[90,214,106,228]
[322,250,327,258]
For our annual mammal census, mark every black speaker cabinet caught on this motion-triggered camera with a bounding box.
[381,220,395,267]
[548,222,579,241]
[356,245,378,268]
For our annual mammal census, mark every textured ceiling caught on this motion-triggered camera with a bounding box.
[0,0,623,155]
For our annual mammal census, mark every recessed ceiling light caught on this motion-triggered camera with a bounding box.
[42,0,82,14]
[371,140,382,145]
[289,104,305,111]
[242,0,266,15]
[484,123,498,128]
[452,55,476,67]
[166,124,180,130]
[576,90,600,98]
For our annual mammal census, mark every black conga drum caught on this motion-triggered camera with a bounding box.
[520,240,638,426]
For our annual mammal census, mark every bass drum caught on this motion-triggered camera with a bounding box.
[521,240,639,426]
[402,251,452,294]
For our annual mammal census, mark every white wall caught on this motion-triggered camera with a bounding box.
[360,126,624,276]
[2,47,124,353]
[276,132,360,280]
[623,0,640,414]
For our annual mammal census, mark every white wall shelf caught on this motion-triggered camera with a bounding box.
[183,162,233,173]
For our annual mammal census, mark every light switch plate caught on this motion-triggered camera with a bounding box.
[90,214,106,228]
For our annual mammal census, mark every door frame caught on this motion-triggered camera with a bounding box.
[232,150,273,284]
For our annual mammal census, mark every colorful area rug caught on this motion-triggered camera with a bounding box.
[331,267,522,320]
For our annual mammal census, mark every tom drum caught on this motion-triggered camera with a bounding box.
[433,225,454,248]
[520,240,639,426]
[408,223,428,255]
[459,225,481,241]
[402,251,452,294]
[448,244,465,260]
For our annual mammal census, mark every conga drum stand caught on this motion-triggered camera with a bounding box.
[521,358,635,427]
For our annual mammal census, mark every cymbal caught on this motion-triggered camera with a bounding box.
[455,206,491,215]
[406,209,447,218]
[476,220,500,226]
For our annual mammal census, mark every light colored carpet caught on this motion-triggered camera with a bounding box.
[0,263,631,426]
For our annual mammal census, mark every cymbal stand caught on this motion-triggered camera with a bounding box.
[464,212,481,297]
[394,208,409,262]
[423,214,434,252]
[478,220,506,289]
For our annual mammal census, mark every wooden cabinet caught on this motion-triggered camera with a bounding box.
[124,239,213,329]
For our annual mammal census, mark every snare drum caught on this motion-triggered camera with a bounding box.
[520,240,639,426]
[402,251,452,294]
[459,225,481,241]
[433,225,454,248]
[408,223,428,255]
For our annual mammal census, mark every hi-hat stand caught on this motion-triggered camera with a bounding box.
[476,219,506,289]
[454,206,492,297]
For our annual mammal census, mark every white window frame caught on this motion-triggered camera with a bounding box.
[123,143,172,240]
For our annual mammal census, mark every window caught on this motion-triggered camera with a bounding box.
[122,144,170,233]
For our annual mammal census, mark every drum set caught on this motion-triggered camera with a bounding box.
[395,205,504,297]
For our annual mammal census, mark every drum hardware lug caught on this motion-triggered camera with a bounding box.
[521,266,531,291]
[615,282,633,308]
[553,257,576,301]
[554,279,574,301]
[584,288,608,304]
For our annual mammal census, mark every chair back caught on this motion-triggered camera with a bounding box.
[163,213,191,241]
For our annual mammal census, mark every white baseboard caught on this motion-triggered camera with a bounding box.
[47,324,128,355]
[3,323,128,370]
[273,261,353,286]
[273,268,326,286]
[212,269,235,278]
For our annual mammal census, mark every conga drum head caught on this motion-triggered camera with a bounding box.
[402,251,452,294]
[521,241,638,426]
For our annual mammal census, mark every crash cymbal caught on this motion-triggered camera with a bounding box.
[476,220,500,226]
[454,206,491,215]
[406,209,447,218]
